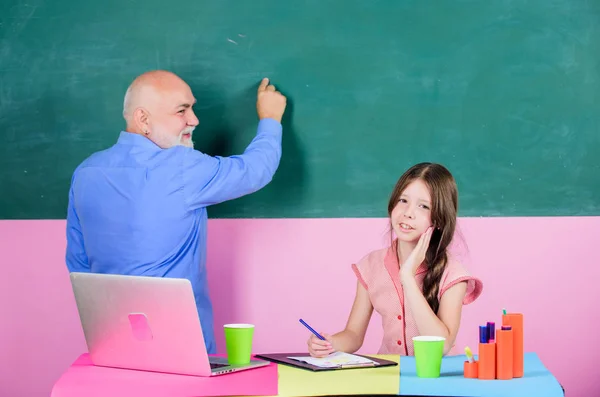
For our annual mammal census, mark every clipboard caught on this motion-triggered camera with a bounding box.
[254,352,398,372]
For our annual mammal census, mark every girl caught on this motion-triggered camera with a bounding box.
[308,162,483,357]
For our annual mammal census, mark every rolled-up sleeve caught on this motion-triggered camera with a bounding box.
[438,258,483,305]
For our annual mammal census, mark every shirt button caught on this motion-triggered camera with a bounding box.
[397,315,402,320]
[397,340,402,345]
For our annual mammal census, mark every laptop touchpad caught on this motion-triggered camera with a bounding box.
[128,313,153,341]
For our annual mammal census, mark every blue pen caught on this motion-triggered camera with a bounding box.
[299,319,326,341]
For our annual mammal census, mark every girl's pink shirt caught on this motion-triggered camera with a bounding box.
[352,240,483,356]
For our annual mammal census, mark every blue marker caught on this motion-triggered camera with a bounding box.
[479,325,488,343]
[487,322,496,342]
[299,319,326,341]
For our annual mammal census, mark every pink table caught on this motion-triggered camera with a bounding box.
[51,353,278,397]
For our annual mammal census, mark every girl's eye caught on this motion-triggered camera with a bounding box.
[399,198,407,203]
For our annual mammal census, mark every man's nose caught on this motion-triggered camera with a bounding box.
[188,110,199,127]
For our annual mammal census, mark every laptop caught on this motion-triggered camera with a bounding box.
[69,272,270,376]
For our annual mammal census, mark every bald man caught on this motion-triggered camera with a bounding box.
[65,70,286,353]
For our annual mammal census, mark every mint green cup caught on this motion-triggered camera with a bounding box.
[412,336,445,378]
[224,324,255,365]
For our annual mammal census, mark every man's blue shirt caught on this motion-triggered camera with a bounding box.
[65,118,282,353]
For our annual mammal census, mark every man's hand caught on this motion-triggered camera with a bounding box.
[256,78,287,123]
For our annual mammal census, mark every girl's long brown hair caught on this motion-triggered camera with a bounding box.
[387,162,458,314]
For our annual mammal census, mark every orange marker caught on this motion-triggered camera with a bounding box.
[502,313,523,378]
[464,360,479,378]
[477,342,496,380]
[496,325,513,379]
[463,346,478,378]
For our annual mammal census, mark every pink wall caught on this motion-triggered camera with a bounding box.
[0,217,597,397]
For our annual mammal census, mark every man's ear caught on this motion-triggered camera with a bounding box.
[133,107,150,134]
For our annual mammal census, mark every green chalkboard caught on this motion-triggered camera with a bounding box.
[1,0,599,219]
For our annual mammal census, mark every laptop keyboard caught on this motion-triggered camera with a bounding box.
[210,362,229,369]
